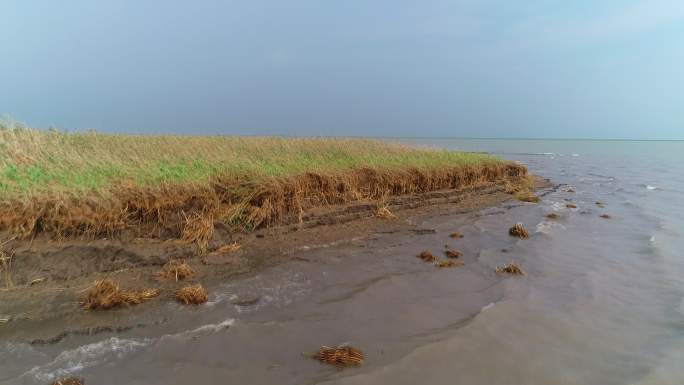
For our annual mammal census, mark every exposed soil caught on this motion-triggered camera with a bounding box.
[0,176,550,337]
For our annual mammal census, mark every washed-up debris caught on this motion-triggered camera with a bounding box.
[515,193,540,203]
[375,206,396,220]
[30,277,46,286]
[51,377,84,385]
[210,242,241,255]
[496,262,525,276]
[600,214,611,219]
[509,223,529,239]
[156,260,195,281]
[313,345,364,368]
[546,213,560,220]
[410,228,437,235]
[566,203,578,209]
[436,260,464,268]
[82,279,160,310]
[176,284,208,305]
[596,202,605,208]
[417,251,436,262]
[449,232,464,239]
[444,249,463,259]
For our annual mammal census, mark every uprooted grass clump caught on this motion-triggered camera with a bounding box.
[209,242,241,255]
[156,259,195,281]
[515,192,540,203]
[436,260,464,268]
[375,206,396,220]
[82,279,160,310]
[566,203,578,209]
[444,249,462,259]
[176,284,208,305]
[509,223,529,239]
[313,345,364,368]
[0,122,527,243]
[50,377,84,385]
[417,251,436,262]
[449,232,464,239]
[496,262,525,276]
[546,213,560,220]
[600,214,611,219]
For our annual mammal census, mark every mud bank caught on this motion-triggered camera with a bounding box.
[0,176,548,342]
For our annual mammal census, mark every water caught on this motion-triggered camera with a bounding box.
[3,139,684,385]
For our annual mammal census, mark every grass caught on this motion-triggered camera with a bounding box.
[82,279,159,310]
[313,345,364,368]
[0,121,527,242]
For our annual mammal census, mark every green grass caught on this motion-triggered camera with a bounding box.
[0,121,501,198]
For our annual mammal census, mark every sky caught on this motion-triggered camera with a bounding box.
[1,0,683,139]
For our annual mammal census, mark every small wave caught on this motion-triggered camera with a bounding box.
[481,303,495,312]
[22,337,152,383]
[161,319,235,340]
[647,185,658,191]
[536,221,566,234]
[571,153,580,157]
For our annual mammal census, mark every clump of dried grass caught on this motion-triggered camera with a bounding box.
[313,345,364,368]
[496,262,525,276]
[156,260,195,281]
[600,214,611,219]
[181,212,214,254]
[508,223,529,239]
[375,206,396,220]
[0,238,15,289]
[209,242,241,255]
[82,279,160,310]
[546,213,560,220]
[449,232,464,239]
[515,193,540,203]
[436,260,464,268]
[417,251,436,262]
[51,377,84,385]
[176,284,208,305]
[566,203,578,209]
[444,249,462,259]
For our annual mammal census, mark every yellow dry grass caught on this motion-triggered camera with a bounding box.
[82,279,160,310]
[313,345,364,368]
[546,213,560,220]
[444,249,463,259]
[156,260,195,281]
[449,232,464,239]
[176,284,208,305]
[417,250,436,262]
[375,206,396,220]
[509,223,529,239]
[209,242,241,255]
[436,260,464,268]
[496,262,525,276]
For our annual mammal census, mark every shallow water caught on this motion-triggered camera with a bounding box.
[3,139,684,385]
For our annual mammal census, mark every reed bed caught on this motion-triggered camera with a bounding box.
[0,122,527,242]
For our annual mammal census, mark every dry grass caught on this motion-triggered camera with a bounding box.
[509,223,529,239]
[436,260,464,268]
[515,192,540,203]
[444,249,462,259]
[546,213,560,220]
[449,232,464,239]
[600,214,611,219]
[209,242,241,255]
[566,203,578,209]
[496,262,525,275]
[313,345,364,368]
[417,250,436,262]
[0,123,527,243]
[50,377,84,385]
[0,238,15,289]
[156,260,195,281]
[176,284,208,305]
[82,279,160,310]
[375,206,396,220]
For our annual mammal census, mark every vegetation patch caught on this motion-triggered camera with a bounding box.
[209,242,241,255]
[82,279,160,310]
[156,260,195,281]
[176,284,208,305]
[313,345,364,368]
[375,206,396,220]
[0,123,527,243]
[50,377,84,385]
[546,213,560,220]
[566,203,578,209]
[496,262,525,276]
[417,250,436,262]
[600,214,611,219]
[515,192,540,203]
[444,249,462,259]
[508,223,529,239]
[449,232,464,239]
[436,260,464,268]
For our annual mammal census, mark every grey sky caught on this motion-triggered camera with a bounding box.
[2,0,683,139]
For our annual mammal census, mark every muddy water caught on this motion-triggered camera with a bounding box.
[3,139,684,385]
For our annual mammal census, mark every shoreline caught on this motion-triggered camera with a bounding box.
[0,175,549,342]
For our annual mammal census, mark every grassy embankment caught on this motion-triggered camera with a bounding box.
[0,122,527,249]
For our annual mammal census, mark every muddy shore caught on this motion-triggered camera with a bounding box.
[0,177,549,344]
